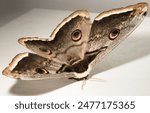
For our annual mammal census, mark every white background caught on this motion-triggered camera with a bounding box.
[0,0,150,16]
[0,0,150,96]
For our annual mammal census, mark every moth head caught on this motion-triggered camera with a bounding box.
[91,2,148,47]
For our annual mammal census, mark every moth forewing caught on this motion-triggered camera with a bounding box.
[88,2,148,69]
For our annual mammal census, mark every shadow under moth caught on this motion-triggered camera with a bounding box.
[2,2,148,80]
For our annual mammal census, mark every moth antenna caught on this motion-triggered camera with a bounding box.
[80,76,106,90]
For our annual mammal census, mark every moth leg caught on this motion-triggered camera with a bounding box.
[81,78,87,90]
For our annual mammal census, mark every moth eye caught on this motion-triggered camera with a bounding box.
[35,68,49,74]
[71,29,82,41]
[39,47,52,55]
[109,28,120,40]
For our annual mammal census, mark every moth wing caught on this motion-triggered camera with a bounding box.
[18,10,91,65]
[2,53,75,80]
[87,3,148,67]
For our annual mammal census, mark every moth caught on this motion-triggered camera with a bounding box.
[2,3,148,80]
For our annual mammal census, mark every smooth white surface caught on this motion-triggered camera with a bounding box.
[0,9,150,96]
